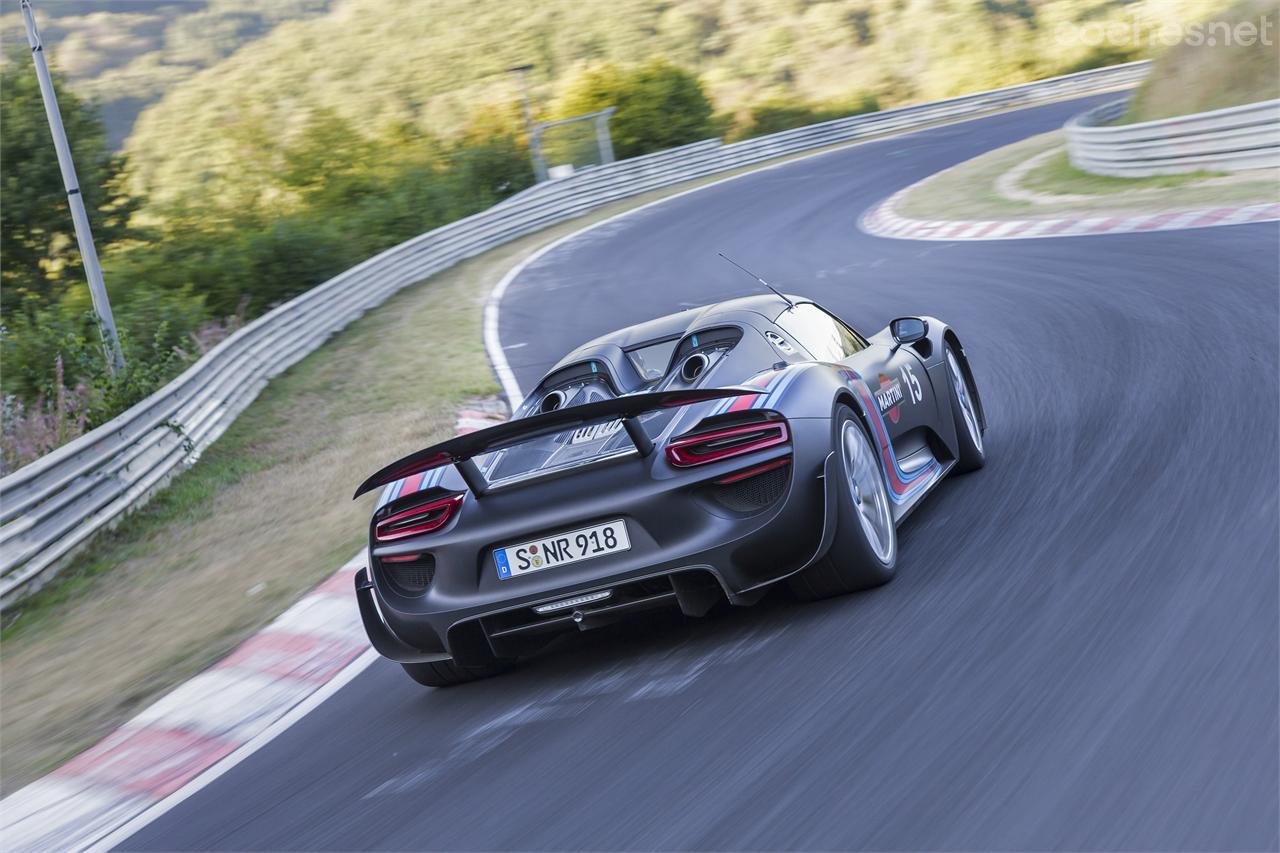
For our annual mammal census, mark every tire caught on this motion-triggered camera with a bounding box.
[944,343,985,473]
[401,658,512,687]
[789,405,897,600]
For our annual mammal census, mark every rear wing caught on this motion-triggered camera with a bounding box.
[353,387,761,499]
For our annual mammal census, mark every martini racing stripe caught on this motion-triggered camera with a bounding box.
[715,368,785,415]
[377,463,450,507]
[757,364,806,410]
[840,367,941,503]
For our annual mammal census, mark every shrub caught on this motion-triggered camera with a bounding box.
[731,93,881,141]
[556,61,717,159]
[0,358,90,475]
[1,48,139,313]
[0,104,531,466]
[0,280,207,424]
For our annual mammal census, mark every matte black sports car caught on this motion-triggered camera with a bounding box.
[353,294,986,686]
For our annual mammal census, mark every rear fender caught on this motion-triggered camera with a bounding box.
[764,356,961,483]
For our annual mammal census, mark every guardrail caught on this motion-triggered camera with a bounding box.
[0,60,1149,606]
[1067,97,1280,177]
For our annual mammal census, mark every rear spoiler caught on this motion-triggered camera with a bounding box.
[353,387,762,499]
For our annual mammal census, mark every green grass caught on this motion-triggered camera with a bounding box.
[1,452,273,645]
[1020,150,1225,195]
[894,130,1278,221]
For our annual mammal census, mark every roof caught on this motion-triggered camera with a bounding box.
[552,293,795,370]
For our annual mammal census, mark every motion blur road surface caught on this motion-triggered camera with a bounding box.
[123,95,1279,851]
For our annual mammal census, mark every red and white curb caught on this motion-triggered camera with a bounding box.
[0,401,508,852]
[0,554,370,852]
[454,396,509,434]
[860,189,1280,241]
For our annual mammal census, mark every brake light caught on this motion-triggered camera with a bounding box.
[375,493,464,541]
[666,420,789,467]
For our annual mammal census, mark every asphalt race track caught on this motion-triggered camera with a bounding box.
[123,94,1279,851]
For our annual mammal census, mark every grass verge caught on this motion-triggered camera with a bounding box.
[1124,0,1280,123]
[893,130,1279,221]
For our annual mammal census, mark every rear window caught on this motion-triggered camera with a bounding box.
[776,304,867,362]
[479,376,680,487]
[626,339,680,382]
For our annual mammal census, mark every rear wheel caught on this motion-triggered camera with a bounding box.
[401,658,512,687]
[945,344,985,473]
[790,406,897,600]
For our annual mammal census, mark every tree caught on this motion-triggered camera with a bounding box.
[555,61,716,159]
[0,47,140,314]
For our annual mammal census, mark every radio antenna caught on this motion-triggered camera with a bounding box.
[717,252,794,309]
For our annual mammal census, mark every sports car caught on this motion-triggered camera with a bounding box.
[353,294,986,686]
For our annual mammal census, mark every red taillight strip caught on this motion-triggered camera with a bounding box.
[375,493,464,541]
[714,456,792,485]
[665,421,789,467]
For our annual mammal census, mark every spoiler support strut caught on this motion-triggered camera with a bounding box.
[455,458,489,496]
[623,417,654,457]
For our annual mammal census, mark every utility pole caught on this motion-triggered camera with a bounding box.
[20,0,124,371]
[507,63,548,183]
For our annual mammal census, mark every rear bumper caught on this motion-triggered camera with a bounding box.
[359,418,836,666]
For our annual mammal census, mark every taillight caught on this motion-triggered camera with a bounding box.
[666,419,789,467]
[375,493,464,541]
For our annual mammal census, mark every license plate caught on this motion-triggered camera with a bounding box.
[494,519,631,580]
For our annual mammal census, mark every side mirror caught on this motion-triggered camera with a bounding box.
[890,317,928,345]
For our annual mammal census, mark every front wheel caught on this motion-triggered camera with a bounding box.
[790,406,897,601]
[945,344,985,473]
[402,658,512,687]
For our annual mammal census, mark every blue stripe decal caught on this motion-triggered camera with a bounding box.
[757,365,804,409]
[709,368,786,415]
[840,366,941,504]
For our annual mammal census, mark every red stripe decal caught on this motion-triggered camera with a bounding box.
[400,472,426,497]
